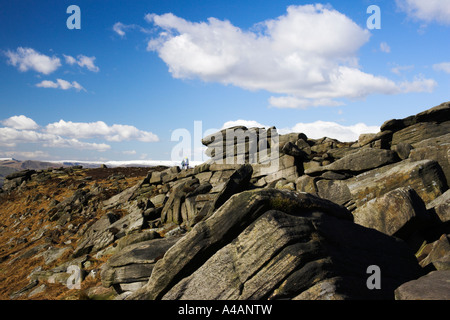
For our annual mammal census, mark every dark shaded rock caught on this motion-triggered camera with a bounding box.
[281,142,308,159]
[5,169,36,180]
[392,142,413,160]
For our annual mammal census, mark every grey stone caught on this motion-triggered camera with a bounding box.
[426,190,450,223]
[346,159,447,208]
[101,237,181,288]
[353,187,429,239]
[395,270,450,300]
[305,148,399,175]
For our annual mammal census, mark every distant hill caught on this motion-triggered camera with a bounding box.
[0,159,68,188]
[0,159,192,188]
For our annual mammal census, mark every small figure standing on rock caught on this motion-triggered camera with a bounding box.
[181,157,189,170]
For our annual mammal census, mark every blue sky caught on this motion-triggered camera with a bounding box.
[0,0,449,163]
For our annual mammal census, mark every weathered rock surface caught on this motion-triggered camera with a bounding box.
[416,234,450,271]
[305,148,398,175]
[346,159,447,208]
[395,270,450,300]
[353,187,429,238]
[101,236,181,292]
[129,188,422,300]
[426,190,450,223]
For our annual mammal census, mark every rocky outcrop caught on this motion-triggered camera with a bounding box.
[128,189,422,300]
[100,236,181,293]
[1,102,449,300]
[3,169,36,191]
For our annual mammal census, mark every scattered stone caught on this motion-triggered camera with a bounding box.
[395,270,450,300]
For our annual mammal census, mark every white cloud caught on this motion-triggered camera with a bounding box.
[268,96,345,109]
[36,79,85,91]
[391,64,414,75]
[113,22,128,37]
[433,62,450,74]
[63,54,77,65]
[380,42,391,53]
[5,47,61,74]
[1,115,39,130]
[0,150,51,160]
[122,150,137,155]
[221,120,268,129]
[0,127,110,151]
[220,118,379,142]
[281,121,380,142]
[45,120,160,142]
[64,54,99,72]
[399,76,437,93]
[44,136,111,151]
[145,5,435,109]
[0,116,160,154]
[113,22,152,38]
[396,0,450,25]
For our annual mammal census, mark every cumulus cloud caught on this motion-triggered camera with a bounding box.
[281,121,380,142]
[36,79,85,91]
[221,120,268,129]
[0,150,51,160]
[0,116,159,154]
[396,0,450,25]
[145,4,436,109]
[4,47,61,74]
[45,120,159,142]
[1,115,39,130]
[64,54,100,72]
[220,119,379,142]
[398,76,437,93]
[433,62,450,74]
[0,127,110,151]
